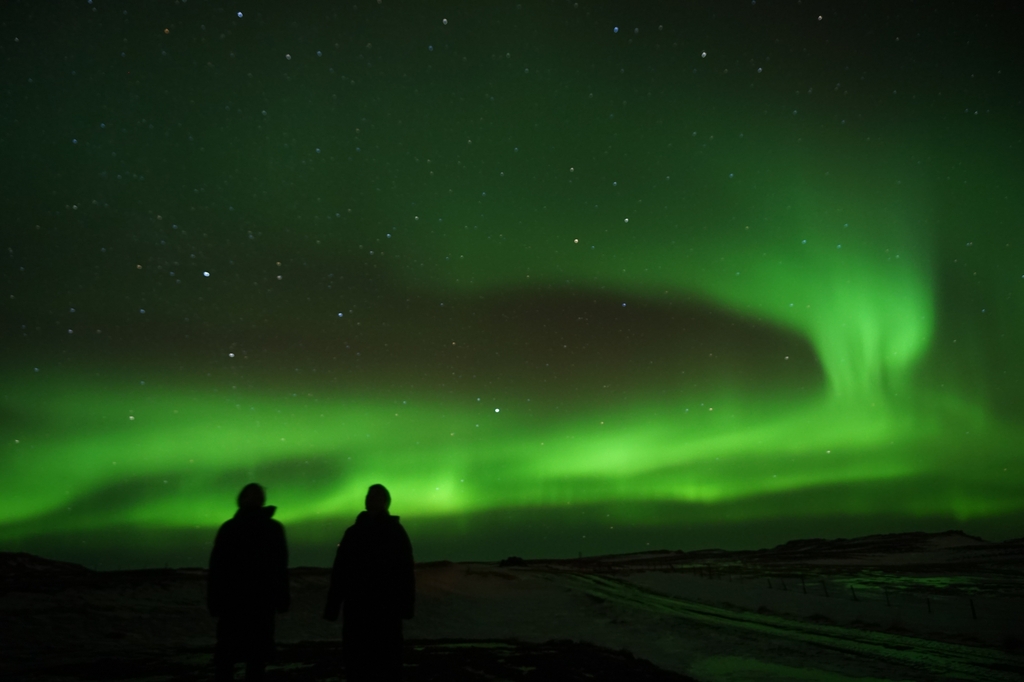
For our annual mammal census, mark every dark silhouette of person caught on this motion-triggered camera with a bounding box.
[207,483,289,681]
[324,484,415,682]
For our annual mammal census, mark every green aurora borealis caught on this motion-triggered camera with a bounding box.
[1,1,1022,567]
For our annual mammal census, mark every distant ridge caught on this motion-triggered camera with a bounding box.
[769,530,988,555]
[691,529,1020,569]
[0,552,92,580]
[3,530,1021,575]
[526,530,1024,571]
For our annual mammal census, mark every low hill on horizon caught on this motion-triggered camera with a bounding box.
[4,528,1022,580]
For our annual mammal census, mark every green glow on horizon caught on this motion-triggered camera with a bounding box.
[1,369,1016,545]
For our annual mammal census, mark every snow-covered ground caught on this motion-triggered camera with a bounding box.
[2,531,1022,681]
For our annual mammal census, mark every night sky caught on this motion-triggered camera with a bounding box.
[1,1,1022,568]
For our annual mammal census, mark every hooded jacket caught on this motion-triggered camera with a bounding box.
[324,511,415,622]
[207,505,289,617]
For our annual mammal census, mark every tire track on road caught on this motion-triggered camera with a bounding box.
[564,573,1023,682]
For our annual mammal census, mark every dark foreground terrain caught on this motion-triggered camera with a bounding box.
[3,531,1023,681]
[31,639,691,681]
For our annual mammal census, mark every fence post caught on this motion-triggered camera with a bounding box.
[850,585,858,602]
[801,576,807,595]
[970,598,977,620]
[821,581,829,597]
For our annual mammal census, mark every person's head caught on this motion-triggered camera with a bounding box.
[365,484,391,513]
[237,483,266,509]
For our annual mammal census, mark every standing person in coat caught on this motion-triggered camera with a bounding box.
[207,483,289,682]
[323,484,415,682]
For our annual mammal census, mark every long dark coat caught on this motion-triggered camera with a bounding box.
[208,506,289,662]
[324,511,415,681]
